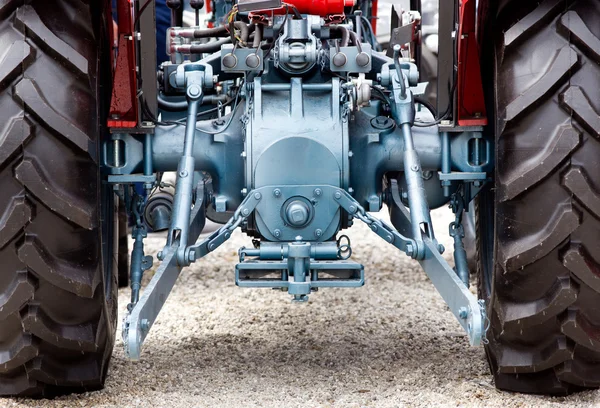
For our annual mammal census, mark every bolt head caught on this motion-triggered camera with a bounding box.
[314,229,323,237]
[273,229,281,237]
[406,243,414,257]
[242,208,250,216]
[334,191,342,199]
[411,164,419,172]
[314,188,322,197]
[438,244,445,254]
[355,52,370,67]
[157,251,164,260]
[348,205,357,213]
[273,189,282,198]
[188,85,201,97]
[459,307,468,319]
[222,53,237,68]
[348,187,354,194]
[179,170,188,177]
[245,54,260,69]
[140,319,150,331]
[332,52,347,67]
[254,192,262,200]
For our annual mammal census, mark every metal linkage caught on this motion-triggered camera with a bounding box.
[128,194,153,309]
[123,182,206,360]
[185,191,263,264]
[381,45,438,260]
[389,180,485,346]
[332,188,419,258]
[449,193,469,288]
[167,63,213,265]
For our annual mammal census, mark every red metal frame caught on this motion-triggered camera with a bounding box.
[108,0,139,129]
[370,0,377,35]
[456,0,487,126]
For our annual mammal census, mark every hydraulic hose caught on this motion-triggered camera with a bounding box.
[253,24,263,48]
[329,25,349,47]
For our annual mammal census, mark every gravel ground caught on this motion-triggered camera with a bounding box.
[5,209,600,407]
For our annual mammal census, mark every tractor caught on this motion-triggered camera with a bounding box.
[0,0,598,397]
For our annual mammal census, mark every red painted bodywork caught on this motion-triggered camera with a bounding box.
[370,0,377,35]
[108,0,139,129]
[456,0,487,126]
[250,0,354,17]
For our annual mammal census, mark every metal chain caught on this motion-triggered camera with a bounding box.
[336,189,417,257]
[186,192,262,263]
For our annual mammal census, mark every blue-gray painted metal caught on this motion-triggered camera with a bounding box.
[113,17,495,355]
[123,182,206,360]
[389,180,485,346]
[129,226,153,306]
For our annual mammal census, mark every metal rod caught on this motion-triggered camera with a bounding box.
[144,134,153,176]
[441,132,451,197]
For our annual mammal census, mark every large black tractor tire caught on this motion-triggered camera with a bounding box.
[477,0,600,394]
[0,1,117,397]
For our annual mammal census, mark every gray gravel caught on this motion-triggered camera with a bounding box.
[6,209,600,407]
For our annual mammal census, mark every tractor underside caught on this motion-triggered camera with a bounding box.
[106,0,492,360]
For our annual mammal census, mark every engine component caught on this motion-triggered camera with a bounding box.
[275,17,318,74]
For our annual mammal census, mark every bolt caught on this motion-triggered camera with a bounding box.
[188,85,201,97]
[314,188,322,197]
[348,150,354,158]
[406,243,414,257]
[348,187,354,194]
[334,191,342,199]
[241,208,250,216]
[241,188,248,196]
[355,52,370,67]
[213,75,219,84]
[179,170,188,177]
[273,188,282,198]
[208,243,216,251]
[245,54,260,69]
[254,192,262,200]
[411,164,419,172]
[438,244,445,254]
[422,170,433,180]
[459,307,468,319]
[386,234,394,243]
[370,224,378,232]
[314,229,323,238]
[222,53,237,68]
[332,52,347,67]
[157,251,164,260]
[140,319,150,331]
[273,229,281,238]
[240,151,247,158]
[349,205,357,213]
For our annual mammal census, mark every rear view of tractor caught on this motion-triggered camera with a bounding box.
[0,0,598,398]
